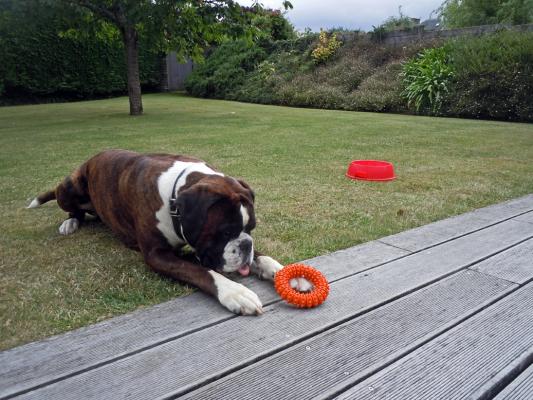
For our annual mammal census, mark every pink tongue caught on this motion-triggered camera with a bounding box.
[238,264,250,276]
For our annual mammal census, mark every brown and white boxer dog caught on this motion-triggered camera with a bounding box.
[28,149,310,315]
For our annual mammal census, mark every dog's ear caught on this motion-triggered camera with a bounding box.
[237,179,255,204]
[176,184,222,246]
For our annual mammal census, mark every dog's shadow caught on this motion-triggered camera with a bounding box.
[82,216,199,263]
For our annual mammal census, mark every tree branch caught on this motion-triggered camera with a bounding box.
[67,0,121,26]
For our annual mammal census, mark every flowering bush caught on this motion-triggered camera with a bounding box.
[311,30,341,64]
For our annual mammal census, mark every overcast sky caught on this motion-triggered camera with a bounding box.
[240,0,444,32]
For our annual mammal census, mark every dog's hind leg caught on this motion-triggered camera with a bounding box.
[57,167,92,235]
[30,164,92,235]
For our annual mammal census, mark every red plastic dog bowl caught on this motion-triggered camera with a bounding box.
[346,160,396,181]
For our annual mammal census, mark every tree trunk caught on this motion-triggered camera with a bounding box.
[122,26,143,116]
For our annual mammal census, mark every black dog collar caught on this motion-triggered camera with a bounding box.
[169,167,190,245]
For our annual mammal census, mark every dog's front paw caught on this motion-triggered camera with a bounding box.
[59,218,80,235]
[209,271,263,315]
[253,256,283,281]
[254,256,313,291]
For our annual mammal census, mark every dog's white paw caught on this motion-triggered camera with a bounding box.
[254,256,313,291]
[209,271,263,315]
[254,255,283,280]
[254,256,313,292]
[59,218,80,235]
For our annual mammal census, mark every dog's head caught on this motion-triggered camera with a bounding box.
[176,176,256,276]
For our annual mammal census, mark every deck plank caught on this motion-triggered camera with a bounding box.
[0,241,407,399]
[471,238,533,284]
[181,271,516,400]
[494,364,533,400]
[514,210,533,225]
[12,219,533,400]
[335,283,533,400]
[301,240,410,281]
[379,194,533,251]
[469,195,533,221]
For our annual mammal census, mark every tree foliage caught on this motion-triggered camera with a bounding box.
[184,8,296,98]
[438,0,533,28]
[86,0,260,58]
[59,0,264,114]
[249,8,296,42]
[4,0,281,114]
[0,0,160,102]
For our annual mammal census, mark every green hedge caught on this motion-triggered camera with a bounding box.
[0,1,161,104]
[185,40,267,98]
[443,31,533,121]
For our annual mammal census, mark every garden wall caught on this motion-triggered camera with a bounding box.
[381,23,533,46]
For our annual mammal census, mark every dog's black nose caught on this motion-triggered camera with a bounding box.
[239,239,252,255]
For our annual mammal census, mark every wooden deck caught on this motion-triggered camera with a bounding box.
[2,194,533,400]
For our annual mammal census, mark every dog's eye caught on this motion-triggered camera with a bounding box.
[222,230,232,238]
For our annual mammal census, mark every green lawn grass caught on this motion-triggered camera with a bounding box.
[1,93,532,350]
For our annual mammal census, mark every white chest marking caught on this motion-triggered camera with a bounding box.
[155,161,223,247]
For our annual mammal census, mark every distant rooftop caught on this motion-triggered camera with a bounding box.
[421,18,441,30]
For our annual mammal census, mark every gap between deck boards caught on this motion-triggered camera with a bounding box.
[1,195,533,400]
[178,242,533,400]
[11,223,533,399]
[334,283,533,400]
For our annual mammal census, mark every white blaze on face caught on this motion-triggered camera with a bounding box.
[222,232,254,275]
[240,204,250,227]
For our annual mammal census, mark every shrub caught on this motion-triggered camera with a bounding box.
[443,30,533,121]
[187,34,418,114]
[350,63,404,112]
[251,9,296,41]
[315,57,373,92]
[438,0,533,28]
[186,36,315,103]
[370,7,419,42]
[401,47,454,114]
[186,27,532,122]
[378,14,417,32]
[311,30,342,64]
[185,40,266,98]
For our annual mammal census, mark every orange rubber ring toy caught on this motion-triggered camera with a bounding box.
[274,263,329,308]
